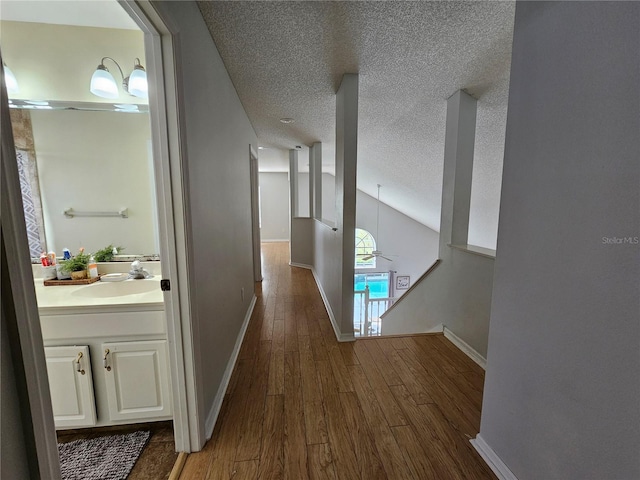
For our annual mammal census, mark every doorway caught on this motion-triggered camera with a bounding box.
[0,1,194,475]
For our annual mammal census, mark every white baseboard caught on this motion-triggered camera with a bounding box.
[443,326,487,370]
[289,262,312,270]
[310,268,355,343]
[261,239,289,243]
[471,435,518,480]
[204,294,257,438]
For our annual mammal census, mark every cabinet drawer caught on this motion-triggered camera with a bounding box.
[41,310,166,340]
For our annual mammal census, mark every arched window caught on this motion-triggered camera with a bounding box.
[355,228,376,268]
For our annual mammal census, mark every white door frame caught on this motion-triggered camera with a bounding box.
[250,146,263,282]
[1,52,62,480]
[119,1,199,451]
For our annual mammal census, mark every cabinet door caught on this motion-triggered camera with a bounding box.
[44,346,97,428]
[102,340,172,422]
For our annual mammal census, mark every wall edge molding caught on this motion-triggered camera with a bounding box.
[310,268,355,343]
[471,435,518,480]
[443,326,487,370]
[204,294,257,438]
[289,262,312,270]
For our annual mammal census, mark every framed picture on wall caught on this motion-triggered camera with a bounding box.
[396,275,410,290]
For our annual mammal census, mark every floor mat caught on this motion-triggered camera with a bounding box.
[58,430,150,480]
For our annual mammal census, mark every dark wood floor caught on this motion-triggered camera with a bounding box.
[180,242,495,479]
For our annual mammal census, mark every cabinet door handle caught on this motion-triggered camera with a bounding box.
[103,348,111,371]
[75,351,85,375]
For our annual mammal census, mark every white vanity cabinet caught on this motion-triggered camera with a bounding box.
[102,340,172,422]
[37,287,173,430]
[44,345,97,428]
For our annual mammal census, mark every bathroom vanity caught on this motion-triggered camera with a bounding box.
[34,267,172,430]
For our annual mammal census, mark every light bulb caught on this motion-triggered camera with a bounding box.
[3,63,19,94]
[127,60,148,99]
[90,65,118,99]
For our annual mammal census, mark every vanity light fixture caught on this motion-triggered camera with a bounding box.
[90,57,148,100]
[3,62,19,94]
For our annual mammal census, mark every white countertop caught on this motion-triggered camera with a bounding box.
[35,277,164,315]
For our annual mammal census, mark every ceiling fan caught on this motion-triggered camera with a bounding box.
[359,184,395,262]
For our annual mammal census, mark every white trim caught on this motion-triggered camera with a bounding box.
[449,243,496,259]
[310,269,355,343]
[120,0,197,452]
[1,75,61,478]
[262,238,290,243]
[443,326,487,370]
[289,262,312,270]
[250,146,263,282]
[204,295,257,438]
[471,435,519,480]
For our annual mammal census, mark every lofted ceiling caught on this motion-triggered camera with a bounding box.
[198,1,515,249]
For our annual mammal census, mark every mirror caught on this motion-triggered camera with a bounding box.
[11,106,160,261]
[2,16,155,261]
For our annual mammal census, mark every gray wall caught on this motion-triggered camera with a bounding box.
[290,217,314,266]
[155,1,258,440]
[258,172,290,241]
[381,247,494,348]
[479,2,640,479]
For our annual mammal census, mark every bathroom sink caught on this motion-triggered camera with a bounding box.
[70,279,159,299]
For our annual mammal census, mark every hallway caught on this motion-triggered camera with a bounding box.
[180,242,495,479]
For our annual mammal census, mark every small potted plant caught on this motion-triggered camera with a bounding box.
[61,249,91,280]
[93,244,124,263]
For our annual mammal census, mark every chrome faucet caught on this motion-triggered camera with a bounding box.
[129,260,153,279]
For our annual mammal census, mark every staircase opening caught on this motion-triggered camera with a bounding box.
[354,272,396,337]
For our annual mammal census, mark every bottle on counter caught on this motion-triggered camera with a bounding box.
[88,256,99,279]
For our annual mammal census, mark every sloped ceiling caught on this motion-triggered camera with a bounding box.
[198,1,514,249]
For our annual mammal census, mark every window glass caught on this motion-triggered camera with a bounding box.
[355,228,376,268]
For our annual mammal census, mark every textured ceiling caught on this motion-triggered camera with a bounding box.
[201,1,515,248]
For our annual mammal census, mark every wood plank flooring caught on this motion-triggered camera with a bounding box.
[180,242,495,479]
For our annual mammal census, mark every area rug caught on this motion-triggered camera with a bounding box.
[58,430,150,480]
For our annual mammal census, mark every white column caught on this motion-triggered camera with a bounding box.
[439,90,477,256]
[336,74,359,334]
[289,149,298,219]
[311,142,322,220]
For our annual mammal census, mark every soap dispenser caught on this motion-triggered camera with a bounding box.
[88,256,99,279]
